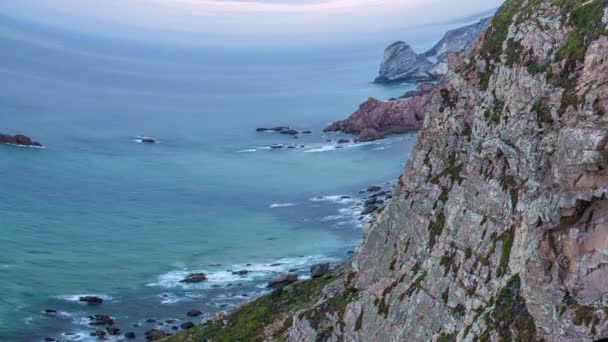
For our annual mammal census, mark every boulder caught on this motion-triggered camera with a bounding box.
[181,322,195,330]
[89,314,114,326]
[232,270,250,275]
[279,129,299,135]
[337,139,350,144]
[268,274,299,287]
[79,296,103,304]
[44,309,57,315]
[367,186,382,192]
[362,205,379,215]
[145,329,167,341]
[124,332,136,340]
[107,326,121,335]
[310,263,330,278]
[93,330,106,338]
[187,309,202,317]
[179,273,208,283]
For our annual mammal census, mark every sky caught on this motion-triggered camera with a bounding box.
[0,0,504,46]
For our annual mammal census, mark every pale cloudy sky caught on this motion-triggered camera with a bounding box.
[0,0,504,45]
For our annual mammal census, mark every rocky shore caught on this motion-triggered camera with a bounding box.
[162,1,608,341]
[0,133,42,147]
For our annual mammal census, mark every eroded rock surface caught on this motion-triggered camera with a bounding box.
[292,1,608,341]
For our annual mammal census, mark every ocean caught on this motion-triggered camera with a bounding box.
[0,12,488,341]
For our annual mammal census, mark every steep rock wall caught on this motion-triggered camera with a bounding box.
[289,1,608,341]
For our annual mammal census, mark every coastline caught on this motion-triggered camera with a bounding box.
[29,144,405,342]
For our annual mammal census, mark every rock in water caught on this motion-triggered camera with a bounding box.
[187,309,202,317]
[145,329,166,341]
[180,322,195,330]
[374,41,435,83]
[310,263,330,278]
[79,296,103,304]
[324,82,436,141]
[179,273,207,283]
[268,274,298,287]
[124,332,136,340]
[0,133,43,147]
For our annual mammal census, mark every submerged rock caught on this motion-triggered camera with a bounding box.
[124,332,136,340]
[179,273,207,283]
[187,309,202,317]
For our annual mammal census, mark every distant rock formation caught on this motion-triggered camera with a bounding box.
[324,82,436,141]
[374,18,490,83]
[374,42,435,84]
[0,133,42,147]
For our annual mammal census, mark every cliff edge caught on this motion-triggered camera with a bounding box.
[165,1,608,341]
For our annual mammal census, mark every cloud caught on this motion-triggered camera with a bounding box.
[0,0,503,45]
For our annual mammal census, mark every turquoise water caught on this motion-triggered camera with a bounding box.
[0,12,484,342]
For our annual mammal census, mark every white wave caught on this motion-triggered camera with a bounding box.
[5,143,45,149]
[321,215,345,221]
[303,145,337,153]
[309,195,357,205]
[147,255,337,290]
[159,292,188,305]
[237,148,257,153]
[269,203,295,209]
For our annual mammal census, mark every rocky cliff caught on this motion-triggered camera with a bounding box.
[323,83,434,141]
[375,18,490,83]
[165,1,608,341]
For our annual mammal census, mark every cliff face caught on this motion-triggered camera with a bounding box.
[291,1,608,341]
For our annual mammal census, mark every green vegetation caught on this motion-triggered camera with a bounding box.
[465,246,473,259]
[573,305,595,326]
[441,287,450,304]
[532,97,554,126]
[162,274,338,342]
[480,274,537,341]
[496,228,515,277]
[438,331,457,342]
[405,271,428,298]
[463,324,472,339]
[428,212,446,250]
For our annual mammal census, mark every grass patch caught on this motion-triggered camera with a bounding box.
[162,274,338,342]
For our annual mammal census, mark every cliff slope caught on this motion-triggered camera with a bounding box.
[166,1,608,341]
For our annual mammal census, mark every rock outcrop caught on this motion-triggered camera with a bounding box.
[0,133,42,147]
[324,83,436,141]
[374,42,435,83]
[374,18,490,83]
[163,1,608,341]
